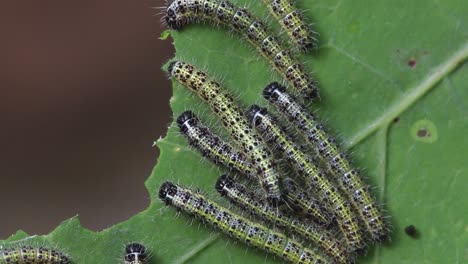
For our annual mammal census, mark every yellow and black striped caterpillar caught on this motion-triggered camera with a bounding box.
[164,0,319,100]
[0,246,70,264]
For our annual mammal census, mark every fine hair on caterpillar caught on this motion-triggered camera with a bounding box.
[261,0,317,51]
[159,181,330,264]
[0,245,71,264]
[215,175,352,264]
[163,0,319,100]
[168,60,282,203]
[246,104,367,252]
[263,82,389,242]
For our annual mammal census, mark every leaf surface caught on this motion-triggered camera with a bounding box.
[2,1,467,263]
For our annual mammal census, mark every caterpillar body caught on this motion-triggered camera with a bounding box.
[263,82,388,242]
[169,61,282,203]
[159,181,329,264]
[246,104,366,252]
[124,243,148,264]
[177,110,330,224]
[0,246,70,264]
[177,110,257,180]
[261,0,316,50]
[164,0,319,100]
[216,175,350,264]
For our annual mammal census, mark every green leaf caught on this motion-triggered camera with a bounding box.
[2,0,467,263]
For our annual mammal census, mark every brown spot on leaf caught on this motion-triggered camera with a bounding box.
[408,58,417,68]
[417,128,431,137]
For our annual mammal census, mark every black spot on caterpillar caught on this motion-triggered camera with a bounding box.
[169,61,282,203]
[124,243,148,264]
[216,175,351,264]
[163,0,319,100]
[246,104,366,252]
[0,246,71,264]
[159,181,329,264]
[261,0,316,50]
[263,82,388,242]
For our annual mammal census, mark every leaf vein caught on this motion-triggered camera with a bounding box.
[347,41,468,148]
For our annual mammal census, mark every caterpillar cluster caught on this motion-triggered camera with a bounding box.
[263,82,388,241]
[216,175,350,264]
[176,110,330,225]
[159,181,329,264]
[164,0,319,100]
[169,61,282,203]
[0,246,70,264]
[161,0,390,262]
[246,104,366,251]
[168,60,389,257]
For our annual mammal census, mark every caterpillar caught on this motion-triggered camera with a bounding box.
[159,181,329,264]
[263,82,388,242]
[176,110,330,225]
[261,0,316,50]
[169,61,282,203]
[124,243,148,264]
[177,110,257,180]
[0,246,70,264]
[163,0,319,100]
[246,104,366,252]
[216,175,350,264]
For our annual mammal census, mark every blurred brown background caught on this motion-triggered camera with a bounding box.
[0,0,173,238]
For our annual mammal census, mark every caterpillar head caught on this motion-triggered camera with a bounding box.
[177,110,198,133]
[164,0,189,30]
[124,243,148,264]
[159,181,178,205]
[263,82,285,102]
[215,174,235,196]
[245,104,268,128]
